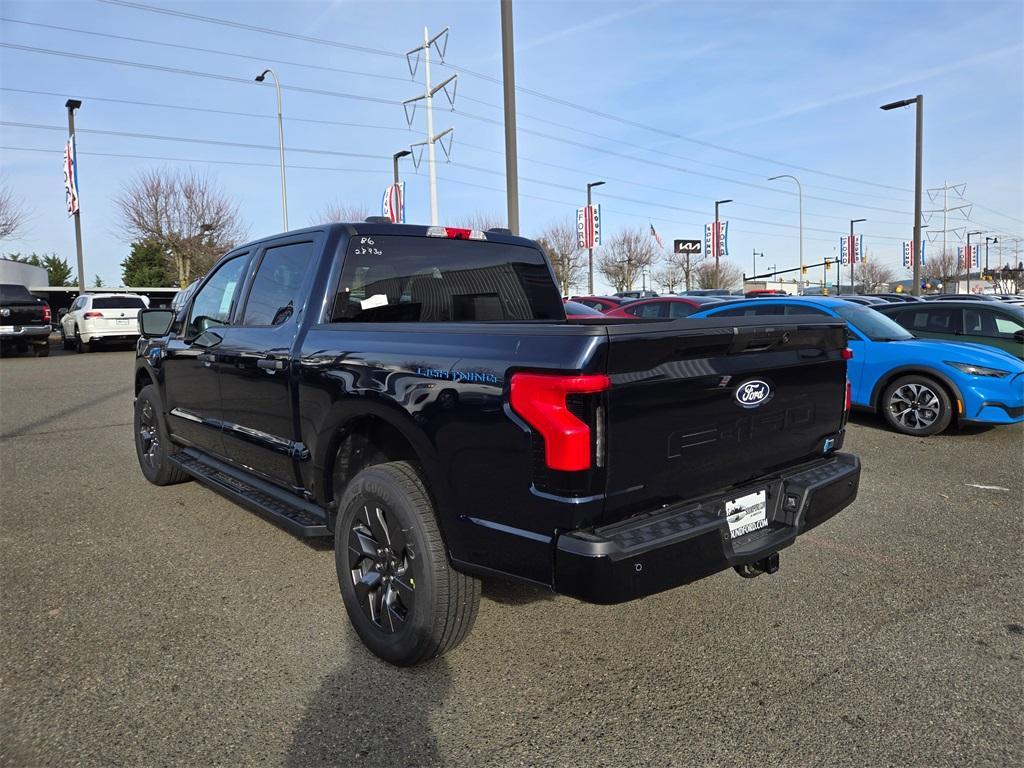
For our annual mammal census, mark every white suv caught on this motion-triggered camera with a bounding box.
[59,293,149,352]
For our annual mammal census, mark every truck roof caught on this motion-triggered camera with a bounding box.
[237,222,538,251]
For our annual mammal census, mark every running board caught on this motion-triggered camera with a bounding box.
[171,449,330,538]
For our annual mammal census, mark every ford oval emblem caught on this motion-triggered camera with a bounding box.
[735,380,772,408]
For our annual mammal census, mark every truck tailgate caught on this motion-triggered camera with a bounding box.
[601,317,848,523]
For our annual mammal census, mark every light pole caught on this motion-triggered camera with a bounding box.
[849,218,866,293]
[768,175,803,293]
[255,68,288,231]
[64,98,85,293]
[751,249,764,284]
[881,95,923,296]
[714,199,732,288]
[392,149,411,185]
[985,236,998,276]
[586,180,605,294]
[966,231,981,293]
[500,0,519,235]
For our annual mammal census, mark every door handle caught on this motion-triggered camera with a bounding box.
[197,352,216,364]
[257,358,285,371]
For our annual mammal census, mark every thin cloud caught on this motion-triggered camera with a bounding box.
[695,43,1022,137]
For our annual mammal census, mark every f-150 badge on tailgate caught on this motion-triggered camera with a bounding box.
[735,380,771,408]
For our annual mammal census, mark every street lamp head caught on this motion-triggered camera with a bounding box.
[716,199,733,205]
[588,180,605,189]
[394,150,412,159]
[851,218,867,224]
[255,69,271,82]
[65,99,82,110]
[880,97,916,111]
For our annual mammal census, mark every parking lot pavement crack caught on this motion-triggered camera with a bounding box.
[0,385,132,439]
[0,421,133,440]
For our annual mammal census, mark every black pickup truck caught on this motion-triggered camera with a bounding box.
[133,222,860,665]
[0,283,51,356]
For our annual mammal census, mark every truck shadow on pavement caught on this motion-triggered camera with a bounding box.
[481,576,556,605]
[847,411,996,437]
[284,652,450,768]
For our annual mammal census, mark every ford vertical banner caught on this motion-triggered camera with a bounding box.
[63,134,80,216]
[382,182,404,224]
[576,204,601,248]
[704,221,729,258]
[902,241,925,268]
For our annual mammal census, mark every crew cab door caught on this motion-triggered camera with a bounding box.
[163,251,251,458]
[215,236,320,488]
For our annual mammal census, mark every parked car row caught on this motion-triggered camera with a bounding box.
[562,292,1024,437]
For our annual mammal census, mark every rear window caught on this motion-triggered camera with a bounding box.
[0,284,36,303]
[330,235,564,322]
[92,296,147,309]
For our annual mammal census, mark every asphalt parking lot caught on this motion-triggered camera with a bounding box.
[1,345,1022,767]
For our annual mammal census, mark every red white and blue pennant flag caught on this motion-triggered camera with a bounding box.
[902,241,925,268]
[704,221,729,258]
[957,245,978,271]
[382,182,404,223]
[839,234,864,266]
[63,134,80,216]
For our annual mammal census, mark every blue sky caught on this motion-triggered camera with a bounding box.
[1,0,1021,291]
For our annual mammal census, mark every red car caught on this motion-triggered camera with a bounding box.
[568,295,629,312]
[603,295,724,319]
[562,300,606,318]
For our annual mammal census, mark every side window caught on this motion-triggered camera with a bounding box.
[241,241,316,326]
[187,254,248,337]
[785,305,830,316]
[629,302,665,318]
[993,313,1024,337]
[711,304,783,317]
[669,301,695,318]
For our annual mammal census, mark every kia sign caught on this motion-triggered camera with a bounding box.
[673,239,701,255]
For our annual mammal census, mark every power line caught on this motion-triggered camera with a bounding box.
[1,87,412,134]
[0,43,399,105]
[98,0,915,194]
[0,121,387,160]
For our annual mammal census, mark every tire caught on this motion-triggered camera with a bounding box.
[335,461,481,666]
[881,375,953,436]
[133,384,190,486]
[74,326,90,354]
[34,344,49,357]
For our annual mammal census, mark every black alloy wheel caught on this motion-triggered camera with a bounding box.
[133,385,190,486]
[347,502,416,634]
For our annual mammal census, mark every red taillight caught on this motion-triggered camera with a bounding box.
[425,226,487,240]
[844,380,852,412]
[841,348,853,360]
[42,305,51,323]
[84,311,103,318]
[510,372,610,471]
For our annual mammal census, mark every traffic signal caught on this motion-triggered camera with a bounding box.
[801,265,808,274]
[824,259,831,270]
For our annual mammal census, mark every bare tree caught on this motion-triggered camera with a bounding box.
[0,178,29,242]
[534,218,585,296]
[855,255,897,292]
[694,260,742,289]
[924,247,958,289]
[652,261,685,293]
[597,227,659,292]
[114,168,246,287]
[455,211,505,231]
[315,201,370,224]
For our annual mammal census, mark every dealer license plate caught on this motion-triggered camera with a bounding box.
[116,318,130,326]
[725,489,768,539]
[0,325,13,333]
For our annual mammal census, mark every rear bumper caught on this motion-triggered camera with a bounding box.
[554,452,860,604]
[82,330,140,343]
[0,326,50,342]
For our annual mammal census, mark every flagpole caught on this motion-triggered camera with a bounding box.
[65,99,85,293]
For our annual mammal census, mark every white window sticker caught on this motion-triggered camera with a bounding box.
[360,293,388,310]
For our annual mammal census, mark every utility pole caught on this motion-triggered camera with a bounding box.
[751,249,764,284]
[65,99,85,293]
[849,218,866,294]
[924,181,971,275]
[768,175,803,293]
[985,236,997,275]
[393,149,411,185]
[403,27,457,226]
[499,0,519,235]
[880,95,923,295]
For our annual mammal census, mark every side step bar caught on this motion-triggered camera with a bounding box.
[171,448,330,538]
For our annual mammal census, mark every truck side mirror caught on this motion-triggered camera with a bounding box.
[139,308,175,338]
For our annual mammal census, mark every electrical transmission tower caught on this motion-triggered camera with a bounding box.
[923,181,972,258]
[403,27,457,226]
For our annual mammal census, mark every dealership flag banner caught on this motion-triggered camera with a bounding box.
[902,241,925,268]
[958,245,978,271]
[382,182,404,224]
[839,234,863,266]
[704,221,729,259]
[63,134,80,216]
[576,204,601,249]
